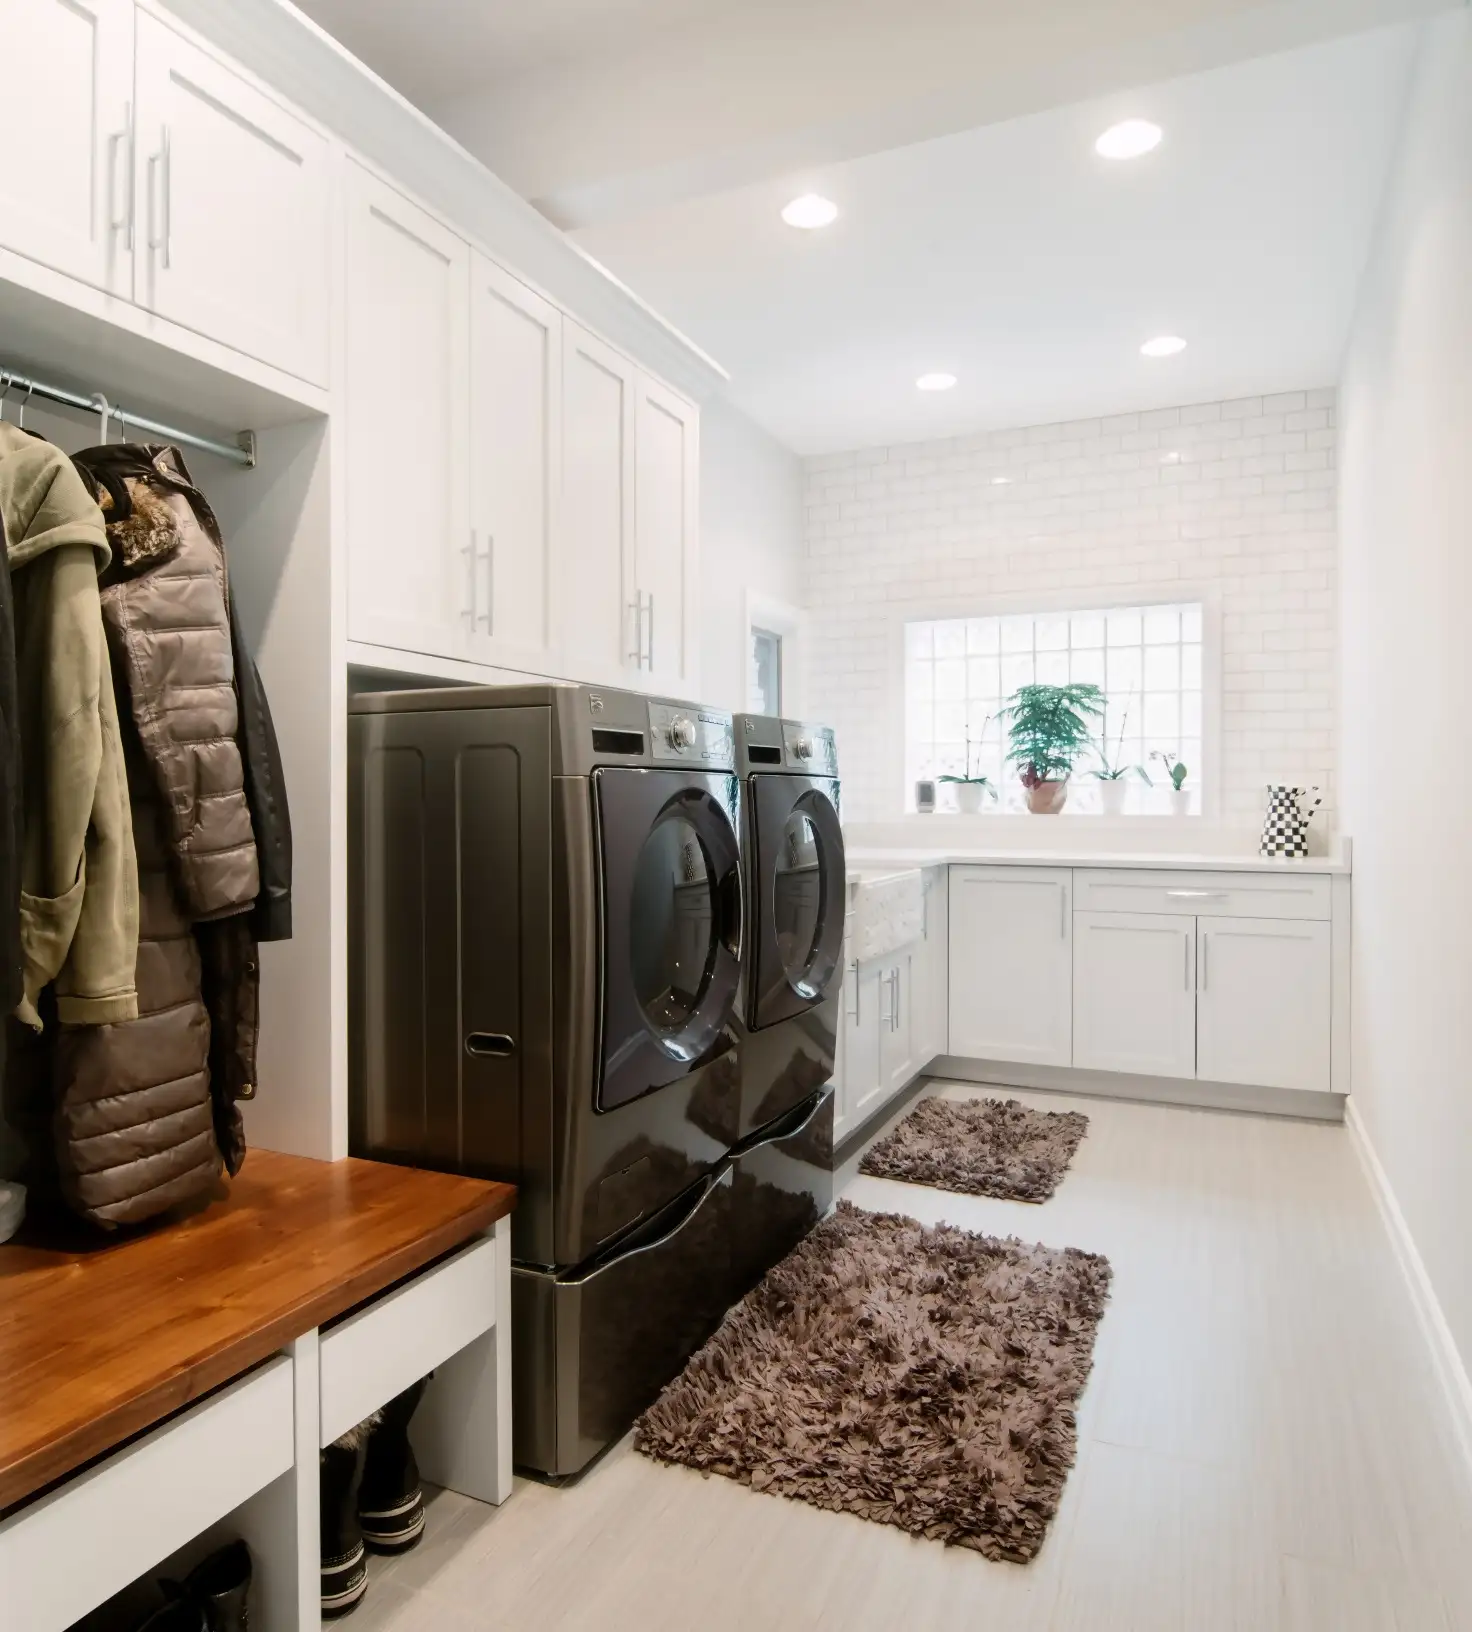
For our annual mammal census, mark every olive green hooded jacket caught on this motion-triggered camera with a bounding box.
[0,424,138,1027]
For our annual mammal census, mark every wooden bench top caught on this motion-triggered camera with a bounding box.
[0,1150,516,1513]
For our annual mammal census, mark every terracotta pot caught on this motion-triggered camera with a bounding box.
[1025,779,1069,815]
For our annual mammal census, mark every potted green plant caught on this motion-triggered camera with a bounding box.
[938,722,998,814]
[1089,699,1151,815]
[1002,683,1105,814]
[1151,751,1192,814]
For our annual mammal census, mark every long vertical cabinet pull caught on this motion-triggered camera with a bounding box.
[626,597,643,667]
[1199,929,1208,992]
[148,126,173,270]
[847,961,860,1025]
[462,532,477,630]
[645,592,656,671]
[477,533,494,632]
[108,103,135,251]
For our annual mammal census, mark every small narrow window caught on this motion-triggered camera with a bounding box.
[750,627,783,716]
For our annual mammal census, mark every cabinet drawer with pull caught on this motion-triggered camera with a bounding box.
[1073,869,1331,922]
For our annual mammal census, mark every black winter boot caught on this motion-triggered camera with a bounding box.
[135,1602,208,1632]
[358,1377,430,1553]
[320,1438,369,1618]
[182,1539,251,1631]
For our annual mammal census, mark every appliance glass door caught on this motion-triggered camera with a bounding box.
[596,768,742,1110]
[751,776,845,1030]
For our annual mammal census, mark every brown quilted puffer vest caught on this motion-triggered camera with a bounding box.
[42,444,264,1225]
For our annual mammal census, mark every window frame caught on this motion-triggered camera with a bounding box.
[887,584,1223,820]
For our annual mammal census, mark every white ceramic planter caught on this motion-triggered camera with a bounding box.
[953,782,989,814]
[1099,779,1129,816]
[1170,787,1193,815]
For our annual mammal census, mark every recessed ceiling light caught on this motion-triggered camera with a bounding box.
[991,475,1013,486]
[781,194,838,229]
[1095,119,1163,160]
[1141,334,1187,358]
[1161,450,1181,464]
[916,372,957,391]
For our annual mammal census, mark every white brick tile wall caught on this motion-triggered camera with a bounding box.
[802,390,1338,824]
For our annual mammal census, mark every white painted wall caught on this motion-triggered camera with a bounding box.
[1338,11,1472,1368]
[803,391,1338,824]
[699,397,804,714]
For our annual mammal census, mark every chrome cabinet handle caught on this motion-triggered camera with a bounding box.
[148,126,172,270]
[1199,932,1208,993]
[462,531,477,628]
[847,960,860,1025]
[1166,889,1228,900]
[477,532,494,632]
[644,591,655,670]
[108,103,135,250]
[893,966,902,1032]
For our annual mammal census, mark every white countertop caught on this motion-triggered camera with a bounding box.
[845,844,1350,875]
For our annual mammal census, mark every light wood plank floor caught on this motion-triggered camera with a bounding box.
[352,1084,1472,1631]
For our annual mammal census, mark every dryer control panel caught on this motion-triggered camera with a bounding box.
[648,702,735,768]
[781,721,838,777]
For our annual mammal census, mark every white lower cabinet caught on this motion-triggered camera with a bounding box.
[1072,911,1197,1078]
[948,866,1072,1066]
[915,867,948,1066]
[879,952,915,1100]
[1196,915,1332,1093]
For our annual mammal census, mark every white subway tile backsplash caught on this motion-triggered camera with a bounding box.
[801,389,1338,824]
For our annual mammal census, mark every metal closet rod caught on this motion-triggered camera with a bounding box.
[0,366,257,468]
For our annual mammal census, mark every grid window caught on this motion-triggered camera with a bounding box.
[905,602,1204,813]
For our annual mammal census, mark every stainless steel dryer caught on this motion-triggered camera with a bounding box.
[348,683,744,1477]
[727,714,845,1298]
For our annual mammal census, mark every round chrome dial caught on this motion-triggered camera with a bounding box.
[793,736,814,760]
[668,716,698,750]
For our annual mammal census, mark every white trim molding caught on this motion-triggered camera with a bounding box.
[1346,1098,1472,1489]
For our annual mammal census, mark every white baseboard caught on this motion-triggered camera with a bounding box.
[1345,1099,1472,1488]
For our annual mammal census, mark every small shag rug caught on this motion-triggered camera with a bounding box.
[860,1095,1089,1203]
[635,1201,1111,1562]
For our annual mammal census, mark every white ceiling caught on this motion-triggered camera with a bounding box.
[292,0,742,107]
[573,25,1422,453]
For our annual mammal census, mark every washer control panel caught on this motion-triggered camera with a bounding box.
[782,721,838,776]
[649,702,735,768]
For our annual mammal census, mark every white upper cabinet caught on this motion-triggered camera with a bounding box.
[1072,911,1197,1079]
[561,321,637,685]
[0,0,134,294]
[133,12,329,384]
[466,255,561,674]
[344,162,469,659]
[949,866,1073,1067]
[1196,916,1332,1093]
[633,372,699,697]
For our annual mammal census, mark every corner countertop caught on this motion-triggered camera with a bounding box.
[846,845,1350,875]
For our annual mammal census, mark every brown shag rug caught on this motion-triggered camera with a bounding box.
[860,1095,1089,1203]
[635,1200,1111,1562]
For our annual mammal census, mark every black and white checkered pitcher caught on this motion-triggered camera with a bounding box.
[1260,784,1322,858]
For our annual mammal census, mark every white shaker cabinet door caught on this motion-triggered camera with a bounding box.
[1196,915,1332,1093]
[561,322,637,686]
[948,867,1072,1067]
[0,0,134,294]
[344,163,469,659]
[879,953,916,1101]
[467,255,561,675]
[914,868,949,1067]
[633,372,699,698]
[133,11,330,383]
[1073,911,1197,1079]
[844,962,886,1132]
